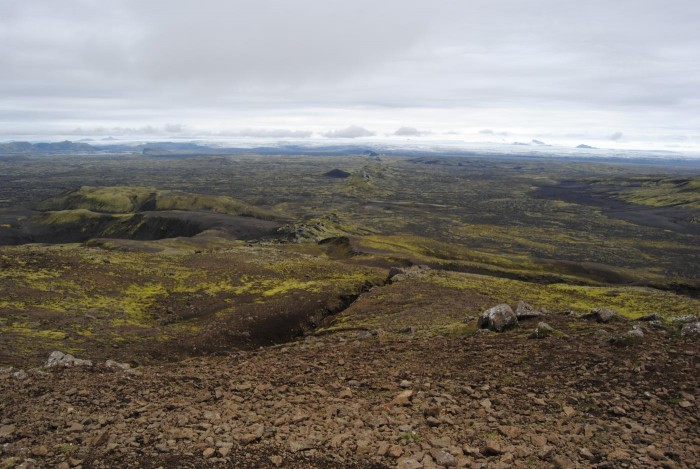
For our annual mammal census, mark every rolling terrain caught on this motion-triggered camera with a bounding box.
[0,153,698,468]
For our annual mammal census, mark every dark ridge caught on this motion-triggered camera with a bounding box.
[323,169,351,178]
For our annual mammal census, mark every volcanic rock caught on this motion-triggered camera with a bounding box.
[528,322,557,339]
[388,265,430,283]
[477,304,518,332]
[681,321,700,337]
[45,351,93,368]
[583,307,618,323]
[515,301,543,319]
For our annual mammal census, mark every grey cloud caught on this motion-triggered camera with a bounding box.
[128,0,430,87]
[479,129,510,136]
[69,125,312,139]
[217,129,312,138]
[394,127,429,136]
[608,132,624,141]
[322,126,375,139]
[165,124,185,134]
[657,134,689,142]
[1,1,699,145]
[71,126,166,136]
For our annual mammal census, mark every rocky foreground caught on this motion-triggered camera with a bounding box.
[1,312,698,469]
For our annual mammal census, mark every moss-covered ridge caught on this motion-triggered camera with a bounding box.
[0,186,287,245]
[611,176,700,209]
[35,185,280,220]
[0,242,384,366]
[319,269,700,339]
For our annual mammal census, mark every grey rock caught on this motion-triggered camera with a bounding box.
[647,320,667,329]
[477,304,518,332]
[672,315,699,324]
[528,322,557,339]
[105,359,133,373]
[45,351,93,368]
[430,448,457,467]
[583,307,618,323]
[515,301,543,320]
[681,321,700,337]
[11,370,28,380]
[388,265,430,283]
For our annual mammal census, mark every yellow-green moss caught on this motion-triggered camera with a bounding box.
[612,177,700,209]
[427,270,699,318]
[35,185,280,219]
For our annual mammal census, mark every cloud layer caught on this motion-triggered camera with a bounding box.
[1,0,699,148]
[322,126,375,139]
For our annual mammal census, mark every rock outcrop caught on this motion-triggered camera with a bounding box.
[681,321,700,337]
[387,265,430,283]
[582,307,618,323]
[477,304,518,332]
[515,301,543,320]
[528,322,557,339]
[45,351,93,368]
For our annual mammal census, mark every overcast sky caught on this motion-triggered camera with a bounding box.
[1,0,699,149]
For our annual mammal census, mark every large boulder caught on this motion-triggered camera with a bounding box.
[582,307,618,323]
[45,351,93,368]
[477,304,518,332]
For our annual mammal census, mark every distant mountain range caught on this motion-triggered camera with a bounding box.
[0,140,218,156]
[0,140,98,155]
[0,140,694,162]
[0,140,388,157]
